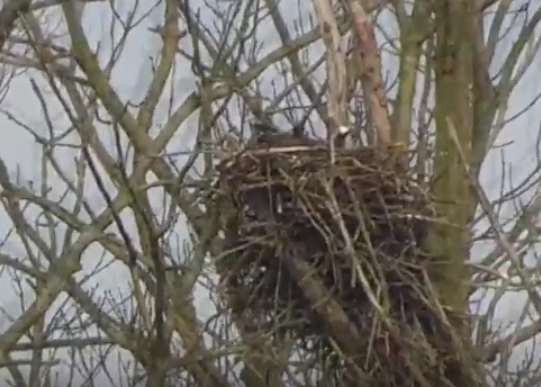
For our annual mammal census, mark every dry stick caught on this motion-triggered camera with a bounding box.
[343,0,392,146]
[446,118,541,359]
[311,0,348,164]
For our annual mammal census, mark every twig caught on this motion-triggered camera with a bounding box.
[342,0,392,146]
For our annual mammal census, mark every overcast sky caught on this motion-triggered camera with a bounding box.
[0,0,539,385]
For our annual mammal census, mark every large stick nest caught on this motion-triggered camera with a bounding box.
[212,142,481,387]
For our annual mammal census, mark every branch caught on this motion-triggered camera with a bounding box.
[342,0,392,146]
[312,0,348,136]
[447,119,541,359]
[0,0,31,51]
[392,2,430,145]
[266,0,329,124]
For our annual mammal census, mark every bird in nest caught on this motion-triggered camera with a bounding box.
[248,120,319,147]
[248,120,353,148]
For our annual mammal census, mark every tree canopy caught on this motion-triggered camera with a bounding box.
[0,0,539,386]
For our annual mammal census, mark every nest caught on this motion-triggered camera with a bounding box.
[213,143,482,387]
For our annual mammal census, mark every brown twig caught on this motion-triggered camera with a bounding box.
[342,0,392,146]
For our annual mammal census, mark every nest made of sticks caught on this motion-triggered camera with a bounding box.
[212,143,481,387]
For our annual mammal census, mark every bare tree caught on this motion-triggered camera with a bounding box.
[0,0,539,386]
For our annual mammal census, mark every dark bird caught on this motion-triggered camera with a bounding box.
[249,120,323,147]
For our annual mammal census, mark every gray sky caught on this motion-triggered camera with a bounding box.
[0,0,539,385]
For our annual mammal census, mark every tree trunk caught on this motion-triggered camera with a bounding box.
[430,0,477,316]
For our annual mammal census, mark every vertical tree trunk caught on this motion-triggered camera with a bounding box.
[430,0,477,314]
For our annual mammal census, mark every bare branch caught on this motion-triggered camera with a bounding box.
[311,0,348,137]
[0,0,31,51]
[342,0,392,146]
